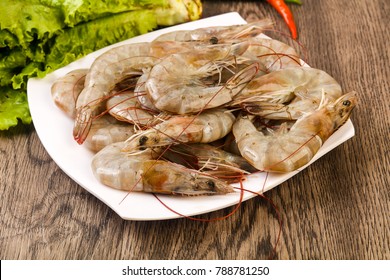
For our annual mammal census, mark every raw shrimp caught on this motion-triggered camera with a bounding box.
[73,42,159,144]
[232,92,357,172]
[51,69,88,118]
[83,115,135,153]
[153,19,273,43]
[91,142,234,195]
[244,37,302,72]
[146,43,259,114]
[106,91,156,127]
[123,109,236,152]
[233,67,343,120]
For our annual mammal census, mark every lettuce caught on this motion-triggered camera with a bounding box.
[0,68,17,87]
[10,9,158,90]
[0,0,202,130]
[0,30,19,49]
[58,0,167,26]
[0,87,31,130]
[44,9,158,72]
[0,0,65,49]
[0,0,166,49]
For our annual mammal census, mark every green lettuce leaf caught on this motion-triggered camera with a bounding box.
[11,62,43,89]
[58,0,167,27]
[0,48,28,69]
[0,0,203,130]
[44,9,158,73]
[8,9,158,90]
[0,0,166,49]
[0,87,31,129]
[0,68,19,87]
[0,0,65,49]
[0,30,19,48]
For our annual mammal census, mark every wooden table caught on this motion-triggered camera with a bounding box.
[1,0,389,260]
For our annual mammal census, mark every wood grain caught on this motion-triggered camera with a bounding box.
[1,0,389,260]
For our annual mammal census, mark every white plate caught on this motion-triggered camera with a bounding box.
[27,12,355,221]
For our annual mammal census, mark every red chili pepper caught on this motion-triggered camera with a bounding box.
[266,0,298,39]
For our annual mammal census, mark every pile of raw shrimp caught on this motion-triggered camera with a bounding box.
[51,20,357,196]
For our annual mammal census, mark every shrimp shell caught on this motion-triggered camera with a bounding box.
[106,91,156,127]
[244,37,302,72]
[123,109,236,152]
[153,19,273,43]
[134,72,159,112]
[84,115,135,153]
[51,69,88,118]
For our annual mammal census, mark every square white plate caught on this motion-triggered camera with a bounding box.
[27,12,355,220]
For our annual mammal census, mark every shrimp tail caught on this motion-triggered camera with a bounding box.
[73,106,93,144]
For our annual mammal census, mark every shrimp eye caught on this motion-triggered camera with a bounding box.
[343,100,351,106]
[210,36,218,44]
[206,180,216,190]
[139,135,148,146]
